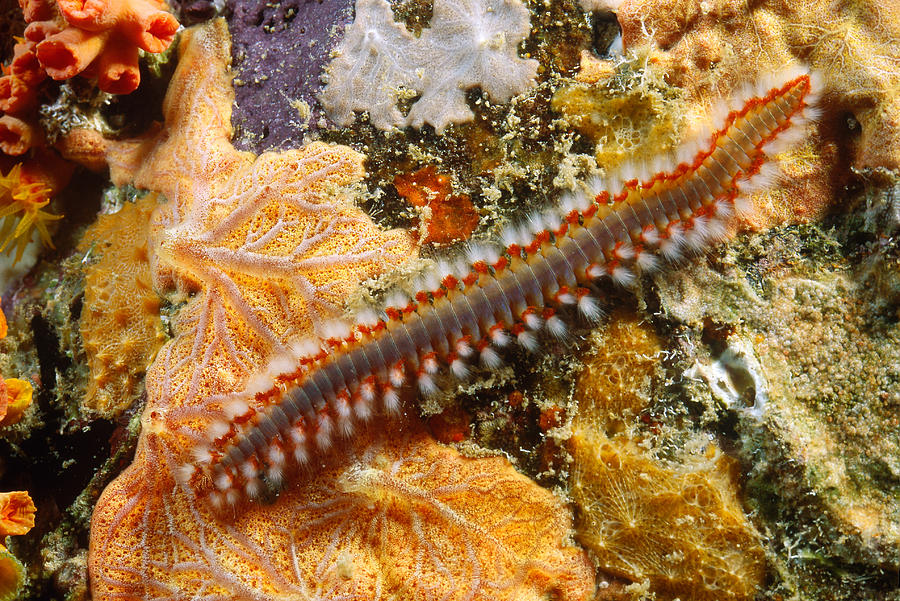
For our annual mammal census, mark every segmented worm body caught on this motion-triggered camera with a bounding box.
[182,71,819,507]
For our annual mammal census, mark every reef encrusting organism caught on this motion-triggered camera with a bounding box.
[78,194,166,417]
[569,429,766,601]
[394,165,480,245]
[320,0,539,132]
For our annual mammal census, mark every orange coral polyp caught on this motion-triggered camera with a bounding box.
[0,77,36,115]
[96,38,139,95]
[36,28,109,80]
[0,379,33,427]
[18,0,54,22]
[0,491,35,537]
[56,0,179,52]
[0,116,36,156]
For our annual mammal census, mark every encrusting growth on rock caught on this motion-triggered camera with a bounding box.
[78,194,166,417]
[569,430,766,601]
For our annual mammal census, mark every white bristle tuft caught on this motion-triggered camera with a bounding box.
[451,358,470,379]
[389,364,406,387]
[418,374,438,396]
[712,197,735,220]
[523,312,542,330]
[611,264,636,287]
[685,216,710,249]
[436,260,456,280]
[422,354,439,374]
[267,445,285,467]
[266,465,283,486]
[586,262,606,279]
[467,243,500,266]
[245,478,261,498]
[321,319,352,341]
[240,460,257,480]
[354,397,373,420]
[705,216,729,242]
[557,290,576,305]
[385,292,409,311]
[192,445,213,464]
[560,190,591,214]
[267,353,299,377]
[636,250,661,273]
[740,160,781,195]
[223,398,251,420]
[480,346,503,369]
[420,271,441,292]
[585,174,605,195]
[209,491,224,509]
[214,471,233,492]
[316,414,333,445]
[490,327,510,346]
[577,294,604,322]
[226,489,240,506]
[293,445,309,464]
[289,425,306,446]
[501,225,522,249]
[456,338,473,357]
[659,236,684,262]
[336,395,352,421]
[614,242,635,261]
[382,387,401,413]
[526,211,547,236]
[338,411,354,437]
[546,315,567,339]
[640,226,660,246]
[175,464,196,485]
[355,308,381,328]
[316,428,332,451]
[360,380,376,403]
[732,194,754,217]
[517,330,539,352]
[291,338,322,359]
[208,419,231,440]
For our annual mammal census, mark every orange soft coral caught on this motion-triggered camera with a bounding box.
[27,0,179,94]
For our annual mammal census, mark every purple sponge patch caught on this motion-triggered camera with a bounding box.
[226,0,355,152]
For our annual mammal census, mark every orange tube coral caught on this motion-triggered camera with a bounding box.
[35,27,109,80]
[17,0,54,22]
[26,0,179,94]
[0,76,36,115]
[95,36,140,95]
[0,116,37,156]
[58,0,179,52]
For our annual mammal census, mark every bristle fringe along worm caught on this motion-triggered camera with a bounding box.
[179,70,821,507]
